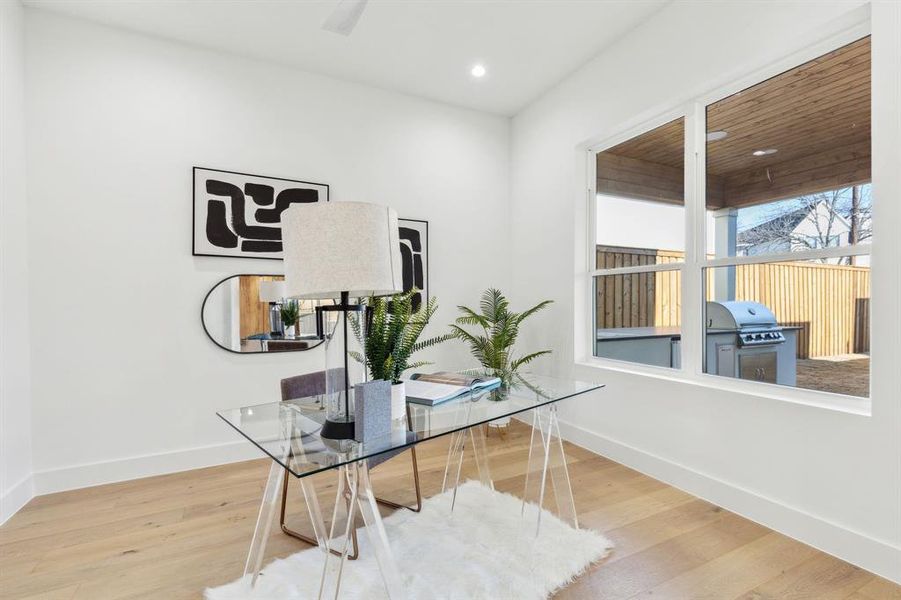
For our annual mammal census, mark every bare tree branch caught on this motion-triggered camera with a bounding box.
[737,185,871,263]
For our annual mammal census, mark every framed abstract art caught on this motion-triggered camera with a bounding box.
[398,218,429,311]
[193,167,329,259]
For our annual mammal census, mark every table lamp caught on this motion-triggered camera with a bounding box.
[258,279,286,336]
[281,201,403,439]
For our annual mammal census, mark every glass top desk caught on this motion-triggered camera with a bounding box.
[218,374,603,598]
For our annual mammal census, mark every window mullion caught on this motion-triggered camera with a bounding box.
[704,244,871,268]
[679,102,706,377]
[585,149,598,362]
[590,262,682,277]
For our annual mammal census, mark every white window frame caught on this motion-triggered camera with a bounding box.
[587,110,688,374]
[576,11,873,415]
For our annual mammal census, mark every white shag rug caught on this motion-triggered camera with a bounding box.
[206,480,612,600]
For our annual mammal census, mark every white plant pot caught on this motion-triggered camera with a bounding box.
[391,382,407,422]
[284,325,296,337]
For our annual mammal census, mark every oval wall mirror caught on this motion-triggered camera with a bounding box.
[202,274,326,354]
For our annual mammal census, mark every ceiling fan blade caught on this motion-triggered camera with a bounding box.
[321,0,369,36]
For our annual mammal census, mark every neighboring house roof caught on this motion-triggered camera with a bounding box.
[736,207,808,246]
[736,202,851,248]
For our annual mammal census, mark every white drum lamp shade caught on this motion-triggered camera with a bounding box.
[281,202,403,300]
[258,280,286,303]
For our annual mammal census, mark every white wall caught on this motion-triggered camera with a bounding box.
[0,0,34,524]
[511,0,900,583]
[24,10,510,492]
[596,194,716,253]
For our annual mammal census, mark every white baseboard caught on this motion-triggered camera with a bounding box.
[1,473,34,525]
[32,440,260,496]
[10,419,901,585]
[555,418,901,585]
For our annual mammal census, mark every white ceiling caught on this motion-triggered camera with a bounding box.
[23,0,666,116]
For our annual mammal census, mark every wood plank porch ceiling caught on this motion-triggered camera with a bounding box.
[598,37,871,209]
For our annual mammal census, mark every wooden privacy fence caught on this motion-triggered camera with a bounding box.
[595,246,684,330]
[595,245,871,358]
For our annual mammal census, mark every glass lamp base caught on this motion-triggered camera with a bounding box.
[320,417,356,440]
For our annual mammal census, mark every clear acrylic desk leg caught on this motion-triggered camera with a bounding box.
[354,461,405,599]
[441,429,466,495]
[468,424,494,490]
[442,425,494,511]
[249,461,406,599]
[243,407,404,598]
[244,459,287,586]
[244,418,307,587]
[317,464,358,600]
[521,404,578,535]
[312,461,405,600]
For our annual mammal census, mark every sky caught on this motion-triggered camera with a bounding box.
[735,184,872,232]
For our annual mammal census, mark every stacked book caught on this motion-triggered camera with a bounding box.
[403,371,502,406]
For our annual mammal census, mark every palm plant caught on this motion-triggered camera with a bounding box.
[350,290,452,384]
[451,288,553,387]
[279,300,300,331]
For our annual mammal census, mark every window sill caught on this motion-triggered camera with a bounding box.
[574,357,872,417]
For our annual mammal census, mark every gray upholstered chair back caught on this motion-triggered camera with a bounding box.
[280,369,412,470]
[280,369,346,402]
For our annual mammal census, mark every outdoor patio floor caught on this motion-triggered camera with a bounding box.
[795,354,870,398]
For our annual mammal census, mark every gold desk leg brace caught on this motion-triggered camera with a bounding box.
[279,469,360,560]
[377,407,423,513]
[374,447,423,513]
[279,446,422,560]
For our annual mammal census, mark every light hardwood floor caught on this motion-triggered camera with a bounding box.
[1,422,898,600]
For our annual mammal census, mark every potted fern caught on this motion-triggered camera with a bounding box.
[279,300,300,337]
[451,288,553,388]
[350,290,451,420]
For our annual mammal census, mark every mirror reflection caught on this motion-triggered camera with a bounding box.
[202,274,324,353]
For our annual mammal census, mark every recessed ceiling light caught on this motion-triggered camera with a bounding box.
[752,148,778,156]
[471,64,486,78]
[706,130,728,142]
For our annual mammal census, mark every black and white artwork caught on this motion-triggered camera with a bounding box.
[193,167,329,259]
[193,169,427,309]
[398,219,429,312]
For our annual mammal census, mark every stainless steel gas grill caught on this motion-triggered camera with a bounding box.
[707,301,786,346]
[705,301,799,385]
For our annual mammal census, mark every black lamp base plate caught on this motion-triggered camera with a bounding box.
[320,418,356,440]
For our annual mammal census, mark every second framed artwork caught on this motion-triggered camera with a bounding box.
[398,219,429,311]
